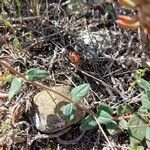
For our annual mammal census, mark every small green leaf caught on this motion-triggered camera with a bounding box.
[128,114,146,144]
[136,78,150,91]
[146,127,150,148]
[106,121,118,135]
[63,103,76,121]
[130,145,144,150]
[80,115,97,130]
[96,103,113,124]
[119,119,128,130]
[117,104,134,115]
[97,110,112,124]
[9,77,22,100]
[117,105,126,115]
[138,106,148,113]
[140,92,150,112]
[26,68,49,81]
[124,104,134,113]
[98,103,113,115]
[70,83,90,102]
[13,37,22,49]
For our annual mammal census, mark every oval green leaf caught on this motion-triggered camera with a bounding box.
[80,115,97,130]
[117,105,126,115]
[9,77,22,100]
[62,103,76,121]
[97,110,113,124]
[136,78,150,91]
[128,114,146,144]
[140,91,150,112]
[26,68,49,81]
[119,119,128,130]
[98,103,113,115]
[106,121,118,135]
[70,83,90,102]
[96,103,113,124]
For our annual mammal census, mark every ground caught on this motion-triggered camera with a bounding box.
[0,0,149,150]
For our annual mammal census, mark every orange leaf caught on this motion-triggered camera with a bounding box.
[118,15,138,23]
[0,92,8,99]
[116,19,140,29]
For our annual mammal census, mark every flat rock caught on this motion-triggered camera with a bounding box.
[32,86,85,133]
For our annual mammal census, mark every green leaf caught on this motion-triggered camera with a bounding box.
[117,104,134,115]
[13,37,22,49]
[140,92,150,112]
[106,121,118,135]
[146,127,150,148]
[119,119,128,130]
[97,110,113,124]
[136,78,150,91]
[138,106,149,113]
[98,103,113,115]
[62,103,76,121]
[70,83,90,102]
[130,145,144,150]
[128,114,146,144]
[117,105,126,115]
[124,104,134,113]
[96,103,113,124]
[26,68,49,81]
[9,77,22,100]
[80,115,97,130]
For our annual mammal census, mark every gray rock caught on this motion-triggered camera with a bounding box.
[31,86,85,133]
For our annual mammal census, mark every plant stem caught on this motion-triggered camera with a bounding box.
[116,113,150,121]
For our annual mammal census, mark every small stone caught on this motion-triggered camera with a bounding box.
[31,86,85,133]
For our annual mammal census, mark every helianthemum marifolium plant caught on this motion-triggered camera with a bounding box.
[116,71,150,149]
[116,0,150,34]
[8,66,150,149]
[62,73,150,149]
[63,84,118,135]
[62,83,90,121]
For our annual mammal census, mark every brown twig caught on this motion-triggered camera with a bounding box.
[116,113,150,121]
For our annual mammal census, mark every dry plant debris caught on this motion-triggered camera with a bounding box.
[0,0,150,150]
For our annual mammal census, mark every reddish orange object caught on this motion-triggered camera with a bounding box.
[0,92,8,99]
[69,51,80,66]
[116,15,140,29]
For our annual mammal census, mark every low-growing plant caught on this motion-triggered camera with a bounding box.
[63,74,150,149]
[6,62,150,149]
